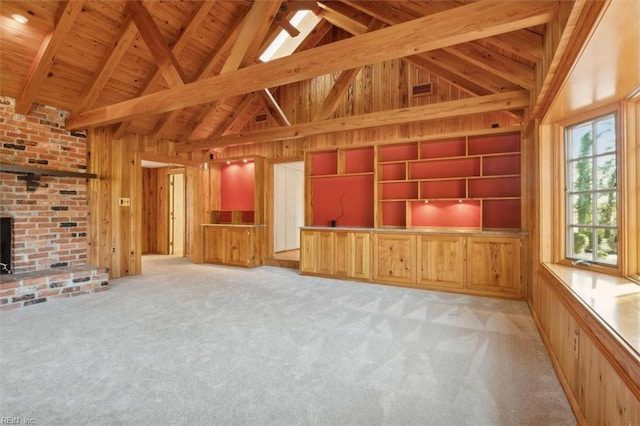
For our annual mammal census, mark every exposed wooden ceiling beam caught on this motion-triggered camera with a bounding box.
[67,1,557,131]
[342,0,542,64]
[222,1,282,73]
[15,0,85,115]
[113,1,218,139]
[125,1,187,87]
[444,42,534,90]
[313,19,385,121]
[186,2,282,141]
[175,90,529,151]
[260,89,292,127]
[73,18,138,114]
[215,19,334,137]
[316,2,370,34]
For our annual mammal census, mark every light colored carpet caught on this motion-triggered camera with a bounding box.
[0,255,575,425]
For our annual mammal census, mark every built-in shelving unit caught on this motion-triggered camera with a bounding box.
[377,132,521,230]
[305,146,375,228]
[305,130,522,231]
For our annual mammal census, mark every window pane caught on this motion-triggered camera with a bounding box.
[596,229,617,264]
[570,227,593,259]
[571,123,593,158]
[597,154,616,189]
[570,159,592,191]
[596,115,616,154]
[596,192,617,226]
[571,194,592,225]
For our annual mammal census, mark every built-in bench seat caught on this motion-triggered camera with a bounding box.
[0,265,109,311]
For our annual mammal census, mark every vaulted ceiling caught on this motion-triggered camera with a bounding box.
[0,1,561,151]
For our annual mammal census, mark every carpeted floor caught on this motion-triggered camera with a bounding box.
[0,255,575,425]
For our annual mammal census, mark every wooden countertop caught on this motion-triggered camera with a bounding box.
[544,263,639,356]
[300,226,527,236]
[201,224,266,228]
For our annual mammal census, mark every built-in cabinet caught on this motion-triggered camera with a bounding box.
[300,229,371,280]
[300,227,525,299]
[202,225,264,268]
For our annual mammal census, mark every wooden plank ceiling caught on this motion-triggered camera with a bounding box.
[0,0,552,151]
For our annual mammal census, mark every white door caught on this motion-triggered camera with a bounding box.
[274,162,304,253]
[169,173,185,256]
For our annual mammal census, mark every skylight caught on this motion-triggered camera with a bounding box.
[259,11,321,62]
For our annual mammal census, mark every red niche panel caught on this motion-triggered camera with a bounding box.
[311,175,374,227]
[221,162,255,210]
[410,200,481,228]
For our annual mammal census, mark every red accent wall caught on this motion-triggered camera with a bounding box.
[220,162,254,210]
[411,201,481,228]
[311,175,374,227]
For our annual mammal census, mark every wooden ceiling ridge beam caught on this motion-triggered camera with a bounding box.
[313,19,385,121]
[125,1,187,87]
[15,0,85,115]
[187,1,283,141]
[67,1,557,131]
[175,90,529,152]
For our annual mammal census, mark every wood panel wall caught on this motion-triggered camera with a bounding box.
[87,128,207,278]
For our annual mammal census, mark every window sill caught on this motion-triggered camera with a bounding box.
[542,263,640,356]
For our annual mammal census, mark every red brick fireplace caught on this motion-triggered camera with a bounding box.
[0,97,108,310]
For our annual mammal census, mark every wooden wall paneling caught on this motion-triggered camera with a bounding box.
[141,168,155,254]
[185,163,203,263]
[531,271,640,425]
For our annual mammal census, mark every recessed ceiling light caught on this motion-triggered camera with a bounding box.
[11,14,29,24]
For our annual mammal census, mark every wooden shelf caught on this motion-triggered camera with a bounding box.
[0,163,97,191]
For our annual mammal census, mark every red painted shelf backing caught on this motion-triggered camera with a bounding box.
[382,201,406,227]
[468,176,521,198]
[468,132,520,155]
[380,163,406,181]
[483,199,521,229]
[311,151,338,176]
[420,138,466,159]
[410,200,481,228]
[380,181,418,200]
[410,158,480,179]
[420,179,466,199]
[311,175,374,227]
[221,162,255,210]
[379,143,418,162]
[344,147,374,174]
[483,154,521,176]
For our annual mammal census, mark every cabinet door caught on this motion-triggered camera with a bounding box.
[203,227,226,264]
[350,232,371,279]
[333,232,350,277]
[299,230,317,274]
[226,227,252,267]
[466,236,521,297]
[316,231,334,275]
[372,233,416,284]
[416,235,465,289]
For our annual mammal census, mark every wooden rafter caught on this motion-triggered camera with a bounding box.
[114,1,216,140]
[15,0,85,115]
[125,1,187,87]
[186,1,282,141]
[316,2,370,35]
[214,19,334,137]
[313,19,385,121]
[67,1,557,131]
[175,90,529,151]
[342,0,542,65]
[260,89,291,127]
[73,18,137,114]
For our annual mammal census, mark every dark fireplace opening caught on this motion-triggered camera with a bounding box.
[1,217,12,274]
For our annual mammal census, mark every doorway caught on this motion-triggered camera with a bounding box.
[273,161,304,260]
[169,172,185,256]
